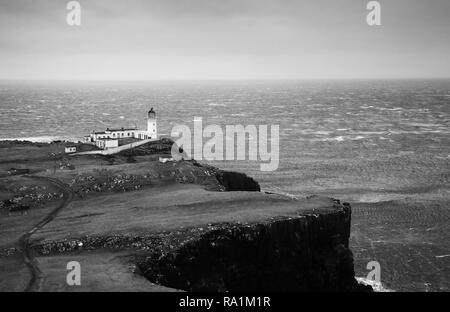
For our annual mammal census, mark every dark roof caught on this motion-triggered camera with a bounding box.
[98,138,118,141]
[106,127,137,132]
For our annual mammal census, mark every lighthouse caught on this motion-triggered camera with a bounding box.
[83,108,158,145]
[147,107,157,139]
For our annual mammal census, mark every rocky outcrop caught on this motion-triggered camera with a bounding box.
[137,201,370,292]
[118,137,261,192]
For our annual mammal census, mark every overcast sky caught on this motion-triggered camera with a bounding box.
[0,0,449,80]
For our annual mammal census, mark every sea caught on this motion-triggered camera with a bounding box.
[0,79,449,291]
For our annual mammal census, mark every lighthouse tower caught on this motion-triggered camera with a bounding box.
[147,107,157,139]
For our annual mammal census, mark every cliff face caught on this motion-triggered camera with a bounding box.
[138,201,369,292]
[214,170,261,192]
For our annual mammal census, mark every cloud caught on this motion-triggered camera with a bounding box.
[0,0,449,79]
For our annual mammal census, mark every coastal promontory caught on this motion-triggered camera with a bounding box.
[0,139,369,292]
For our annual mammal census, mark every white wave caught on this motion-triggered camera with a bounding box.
[356,277,393,292]
[319,136,345,142]
[374,107,404,111]
[352,131,386,135]
[388,129,449,135]
[351,193,406,203]
[301,130,333,135]
[405,122,443,128]
[0,136,79,143]
[230,113,247,117]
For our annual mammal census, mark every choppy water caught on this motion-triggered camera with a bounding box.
[1,79,449,291]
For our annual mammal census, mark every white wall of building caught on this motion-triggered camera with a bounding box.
[147,118,157,138]
[65,146,77,153]
[95,139,119,149]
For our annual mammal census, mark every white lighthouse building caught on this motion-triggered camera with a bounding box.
[83,108,158,149]
[146,107,157,139]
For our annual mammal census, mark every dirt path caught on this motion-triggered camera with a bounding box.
[17,176,73,292]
